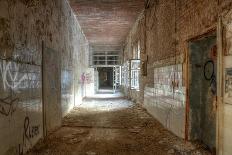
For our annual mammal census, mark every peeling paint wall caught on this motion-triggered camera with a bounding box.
[144,64,186,138]
[0,0,91,154]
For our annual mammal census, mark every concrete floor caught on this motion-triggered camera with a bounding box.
[86,89,124,99]
[26,99,211,155]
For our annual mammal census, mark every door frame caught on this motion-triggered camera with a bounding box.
[216,16,224,155]
[185,26,226,154]
[215,11,232,154]
[185,16,226,154]
[186,30,218,152]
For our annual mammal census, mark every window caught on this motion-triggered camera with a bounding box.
[130,59,140,90]
[121,61,130,88]
[113,66,121,92]
[91,51,120,67]
[130,41,141,90]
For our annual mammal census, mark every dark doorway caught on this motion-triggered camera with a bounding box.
[189,34,217,153]
[98,67,113,89]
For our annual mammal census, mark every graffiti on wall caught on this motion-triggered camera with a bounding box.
[143,64,186,137]
[0,60,28,90]
[79,72,93,84]
[0,58,42,153]
[0,95,19,116]
[153,64,185,127]
[85,73,93,84]
[204,60,217,95]
[0,59,41,117]
[18,116,40,155]
[0,60,41,91]
[154,64,183,98]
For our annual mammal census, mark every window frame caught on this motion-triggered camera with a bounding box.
[130,59,141,91]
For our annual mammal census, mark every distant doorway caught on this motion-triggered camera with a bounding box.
[189,34,217,154]
[98,67,113,90]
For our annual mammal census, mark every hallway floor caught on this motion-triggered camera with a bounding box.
[27,99,211,155]
[86,89,124,99]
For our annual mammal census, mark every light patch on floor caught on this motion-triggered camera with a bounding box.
[78,98,133,112]
[86,89,124,99]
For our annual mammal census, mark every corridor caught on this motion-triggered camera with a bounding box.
[1,0,232,154]
[27,98,210,155]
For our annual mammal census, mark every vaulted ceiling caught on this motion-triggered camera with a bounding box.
[69,0,144,47]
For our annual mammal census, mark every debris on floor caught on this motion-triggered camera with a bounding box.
[26,99,212,155]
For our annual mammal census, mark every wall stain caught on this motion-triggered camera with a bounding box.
[0,18,14,58]
[19,0,40,8]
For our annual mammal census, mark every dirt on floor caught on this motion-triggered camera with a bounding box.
[26,98,212,155]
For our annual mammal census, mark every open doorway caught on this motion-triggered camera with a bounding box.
[189,34,217,154]
[95,67,121,95]
[98,67,113,90]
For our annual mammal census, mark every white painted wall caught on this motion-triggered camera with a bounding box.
[144,64,186,138]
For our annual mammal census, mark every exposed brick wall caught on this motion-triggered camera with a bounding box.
[123,0,176,103]
[176,0,218,57]
[123,0,232,103]
[122,0,232,144]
